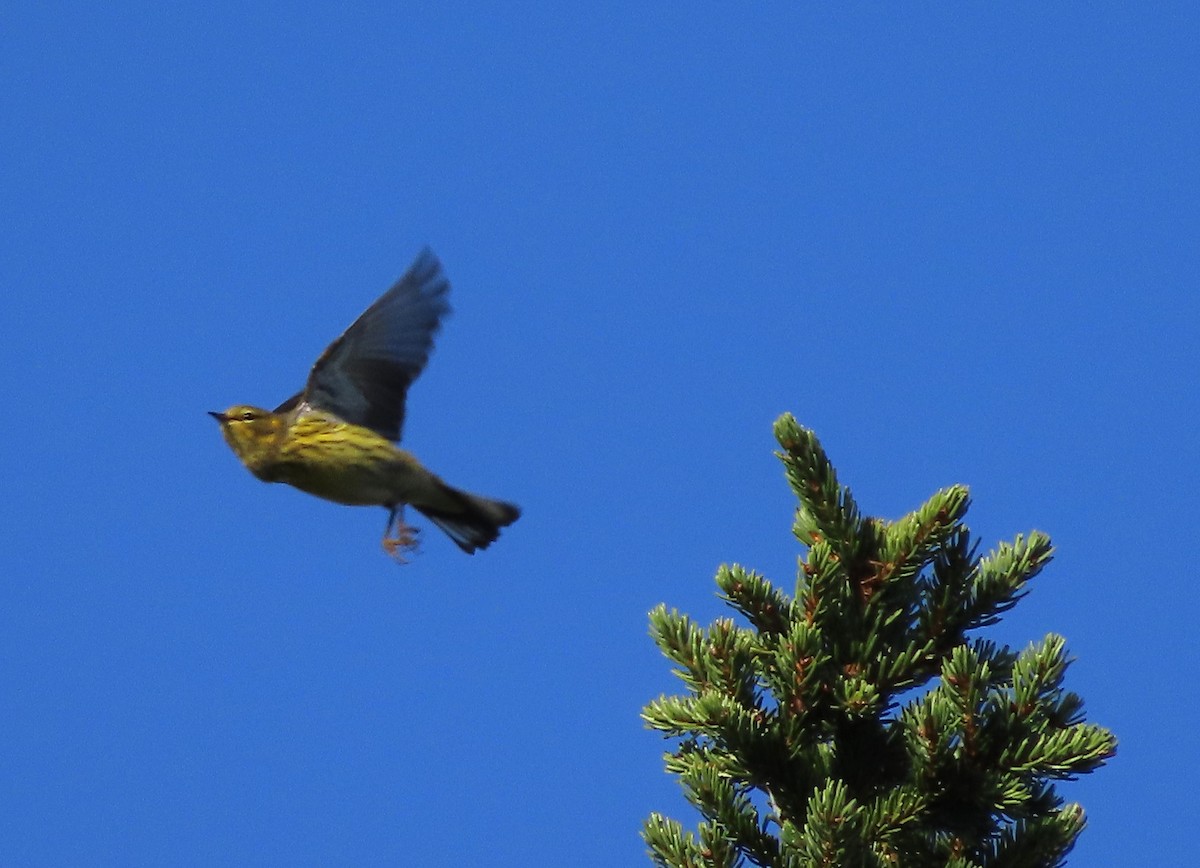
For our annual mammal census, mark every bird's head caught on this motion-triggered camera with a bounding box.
[209,405,286,473]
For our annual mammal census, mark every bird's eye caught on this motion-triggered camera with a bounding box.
[240,411,257,422]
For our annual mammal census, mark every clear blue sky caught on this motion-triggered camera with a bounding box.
[3,4,1195,865]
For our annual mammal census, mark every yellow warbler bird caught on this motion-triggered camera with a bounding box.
[210,249,520,558]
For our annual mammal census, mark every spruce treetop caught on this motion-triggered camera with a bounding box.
[643,414,1115,868]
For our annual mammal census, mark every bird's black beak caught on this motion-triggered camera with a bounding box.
[208,411,228,423]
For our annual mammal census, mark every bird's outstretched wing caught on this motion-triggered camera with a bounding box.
[276,248,450,441]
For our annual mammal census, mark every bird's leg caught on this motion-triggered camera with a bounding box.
[382,505,420,562]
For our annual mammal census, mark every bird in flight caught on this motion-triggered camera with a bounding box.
[210,249,520,559]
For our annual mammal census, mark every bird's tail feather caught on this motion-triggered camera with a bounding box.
[416,483,520,554]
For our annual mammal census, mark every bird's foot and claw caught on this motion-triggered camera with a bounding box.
[382,506,421,563]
